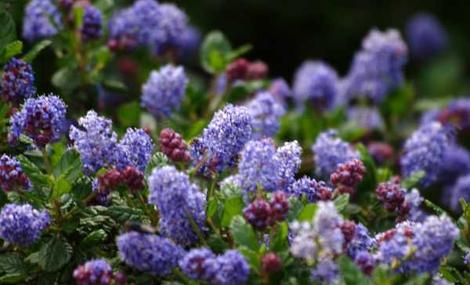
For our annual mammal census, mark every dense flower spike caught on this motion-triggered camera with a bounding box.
[80,5,103,42]
[292,60,339,110]
[243,198,273,230]
[269,78,292,103]
[400,122,451,186]
[107,7,139,51]
[376,177,407,213]
[287,176,333,202]
[422,98,470,133]
[312,130,360,179]
[246,91,285,139]
[345,223,375,259]
[121,166,145,193]
[347,106,384,130]
[330,159,366,195]
[153,3,188,54]
[1,58,36,103]
[448,174,470,212]
[262,252,282,273]
[406,13,448,60]
[70,111,118,174]
[179,248,217,281]
[141,65,188,119]
[439,144,470,185]
[148,166,206,246]
[212,250,250,285]
[115,128,154,171]
[190,104,253,176]
[73,259,113,285]
[0,203,50,246]
[354,251,376,275]
[342,29,408,104]
[117,231,185,276]
[0,154,31,192]
[311,258,339,284]
[92,168,122,204]
[377,215,458,274]
[238,139,278,193]
[269,191,289,221]
[159,128,190,162]
[274,140,302,191]
[9,95,67,147]
[290,202,344,261]
[22,0,62,41]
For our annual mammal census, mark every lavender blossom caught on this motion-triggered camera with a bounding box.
[406,13,448,60]
[1,58,36,103]
[0,154,31,192]
[246,91,285,139]
[22,0,62,42]
[81,5,103,41]
[115,128,154,171]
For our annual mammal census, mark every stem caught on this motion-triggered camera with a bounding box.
[172,268,191,285]
[206,179,216,202]
[41,147,52,174]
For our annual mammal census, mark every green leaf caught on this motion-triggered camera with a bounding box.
[0,273,27,283]
[221,195,244,227]
[334,194,350,213]
[22,40,52,63]
[0,253,26,275]
[53,149,81,182]
[227,44,252,61]
[52,66,80,91]
[401,171,425,189]
[338,255,372,285]
[200,31,232,74]
[106,205,144,222]
[0,10,16,52]
[297,203,318,222]
[230,216,259,251]
[356,143,378,194]
[424,199,449,217]
[80,229,108,247]
[270,222,288,251]
[402,274,430,285]
[145,152,169,176]
[238,246,260,270]
[17,155,50,187]
[52,177,72,199]
[117,101,140,128]
[0,40,22,63]
[26,237,72,272]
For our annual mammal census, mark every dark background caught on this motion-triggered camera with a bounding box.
[174,0,470,81]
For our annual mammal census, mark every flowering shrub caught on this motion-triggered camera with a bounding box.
[0,1,469,284]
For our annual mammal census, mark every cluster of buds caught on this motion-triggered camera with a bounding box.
[243,191,289,230]
[226,58,269,82]
[0,155,31,192]
[261,252,283,274]
[93,166,145,203]
[330,159,366,195]
[375,177,410,218]
[159,128,190,162]
[367,142,394,165]
[73,259,127,285]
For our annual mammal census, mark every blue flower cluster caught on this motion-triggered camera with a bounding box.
[117,231,185,276]
[246,91,285,139]
[439,144,470,186]
[81,5,103,42]
[347,106,384,130]
[141,64,188,119]
[312,130,359,179]
[342,29,408,104]
[377,215,458,274]
[400,122,452,187]
[0,154,31,192]
[108,0,188,53]
[190,104,253,176]
[287,176,332,202]
[237,139,302,193]
[269,78,292,104]
[179,248,249,285]
[449,174,470,212]
[0,203,50,246]
[10,95,67,147]
[1,58,36,103]
[406,13,448,60]
[148,166,206,246]
[73,259,113,285]
[421,98,470,132]
[292,60,339,111]
[22,0,62,42]
[115,128,154,171]
[70,111,119,174]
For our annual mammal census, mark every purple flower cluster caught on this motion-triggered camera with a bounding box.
[73,259,113,285]
[81,5,103,42]
[22,0,63,42]
[330,159,366,195]
[1,58,36,103]
[439,144,470,186]
[0,203,50,246]
[400,122,452,187]
[421,98,470,133]
[108,0,188,53]
[312,130,359,179]
[0,154,31,192]
[10,95,67,147]
[287,176,333,202]
[246,91,285,139]
[464,250,470,265]
[376,215,458,274]
[70,111,118,174]
[292,61,339,111]
[406,13,448,60]
[275,141,303,191]
[311,258,339,284]
[117,231,185,276]
[190,104,253,176]
[448,174,470,212]
[347,106,384,130]
[148,166,206,246]
[115,128,154,171]
[141,65,188,119]
[342,29,408,104]
[159,128,190,162]
[179,248,249,285]
[269,78,292,103]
